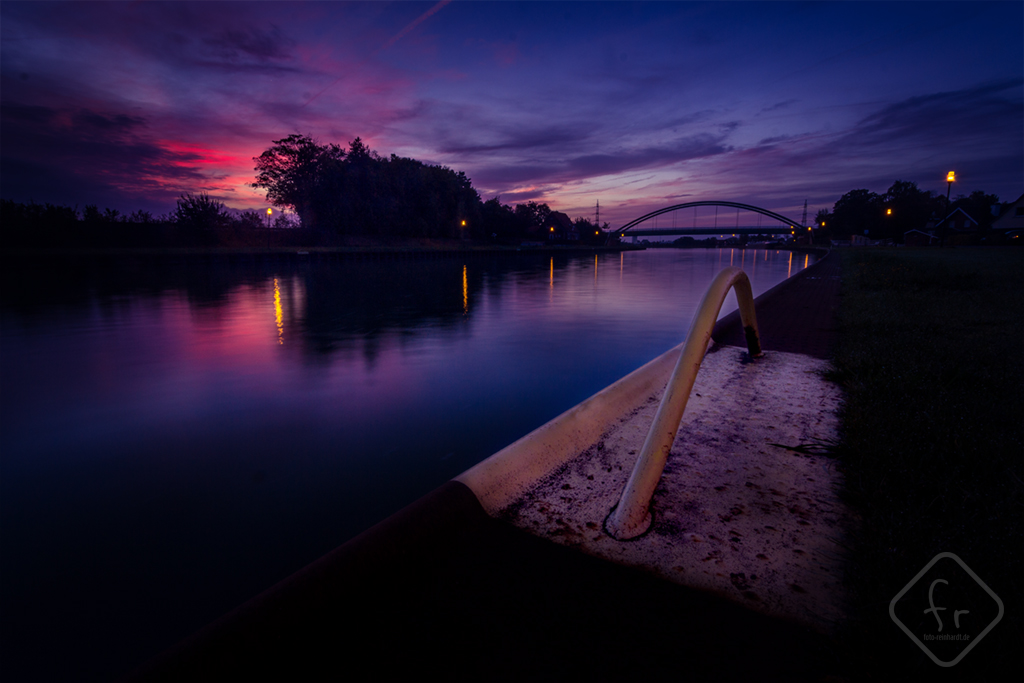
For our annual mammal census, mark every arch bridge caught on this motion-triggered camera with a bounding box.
[613,201,810,239]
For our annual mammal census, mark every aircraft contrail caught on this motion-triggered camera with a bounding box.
[302,0,452,108]
[377,0,452,54]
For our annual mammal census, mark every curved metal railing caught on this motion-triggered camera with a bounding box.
[605,267,762,540]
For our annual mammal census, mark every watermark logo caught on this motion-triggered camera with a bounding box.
[890,552,1003,667]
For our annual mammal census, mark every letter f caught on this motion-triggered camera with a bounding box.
[924,579,948,631]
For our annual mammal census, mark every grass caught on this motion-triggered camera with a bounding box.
[829,248,1023,681]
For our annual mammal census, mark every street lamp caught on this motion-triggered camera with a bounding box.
[266,207,272,228]
[942,171,955,247]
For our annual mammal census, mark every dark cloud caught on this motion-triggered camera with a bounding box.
[72,109,146,133]
[470,133,730,194]
[204,26,296,62]
[759,99,798,114]
[440,125,592,155]
[471,163,554,188]
[1,101,56,124]
[567,134,729,177]
[1,100,207,214]
[190,26,305,74]
[844,79,1022,150]
[662,110,719,128]
[755,134,794,146]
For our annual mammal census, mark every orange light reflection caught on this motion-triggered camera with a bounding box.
[273,278,284,344]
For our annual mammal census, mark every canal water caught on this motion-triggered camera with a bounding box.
[0,247,814,681]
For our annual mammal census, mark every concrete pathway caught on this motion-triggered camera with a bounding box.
[714,249,841,359]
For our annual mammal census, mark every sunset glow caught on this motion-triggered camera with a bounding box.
[1,2,1020,224]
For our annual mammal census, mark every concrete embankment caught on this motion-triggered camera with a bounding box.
[131,251,844,682]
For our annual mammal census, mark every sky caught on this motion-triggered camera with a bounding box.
[1,1,1021,227]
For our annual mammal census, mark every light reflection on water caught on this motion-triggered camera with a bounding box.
[0,248,814,681]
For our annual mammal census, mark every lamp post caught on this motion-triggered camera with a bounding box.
[266,208,273,229]
[941,171,955,247]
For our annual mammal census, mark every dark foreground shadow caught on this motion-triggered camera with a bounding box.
[129,481,837,682]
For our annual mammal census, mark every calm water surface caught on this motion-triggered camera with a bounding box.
[0,247,814,681]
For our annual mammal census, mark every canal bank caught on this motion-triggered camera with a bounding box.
[131,250,843,682]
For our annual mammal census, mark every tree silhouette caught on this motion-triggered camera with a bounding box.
[252,134,345,230]
[252,135,482,240]
[832,189,882,239]
[174,193,230,243]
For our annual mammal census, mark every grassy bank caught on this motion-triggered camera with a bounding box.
[831,248,1022,680]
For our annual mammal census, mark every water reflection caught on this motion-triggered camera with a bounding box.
[0,248,816,683]
[273,278,284,344]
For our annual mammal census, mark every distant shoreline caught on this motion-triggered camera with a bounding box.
[2,241,630,259]
[3,241,831,261]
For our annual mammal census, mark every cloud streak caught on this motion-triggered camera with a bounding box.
[0,1,1020,225]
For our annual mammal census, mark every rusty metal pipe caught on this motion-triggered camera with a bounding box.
[606,267,762,540]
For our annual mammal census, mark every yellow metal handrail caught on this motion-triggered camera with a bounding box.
[606,267,762,539]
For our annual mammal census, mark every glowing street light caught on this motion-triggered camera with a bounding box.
[266,207,272,228]
[942,171,956,247]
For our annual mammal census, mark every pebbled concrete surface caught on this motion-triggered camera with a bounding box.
[499,343,849,631]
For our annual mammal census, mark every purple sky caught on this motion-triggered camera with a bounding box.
[2,1,1021,227]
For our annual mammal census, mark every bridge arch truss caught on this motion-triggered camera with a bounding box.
[615,201,808,236]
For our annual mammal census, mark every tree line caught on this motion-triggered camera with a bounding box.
[252,134,608,243]
[814,181,1002,243]
[1,132,1008,249]
[1,134,608,248]
[0,193,303,249]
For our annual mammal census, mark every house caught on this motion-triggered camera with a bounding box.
[992,192,1024,233]
[937,207,980,233]
[915,207,982,246]
[544,211,576,240]
[904,229,939,247]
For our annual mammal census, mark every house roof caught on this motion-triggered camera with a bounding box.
[993,192,1024,230]
[546,211,574,232]
[996,193,1024,219]
[937,207,978,226]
